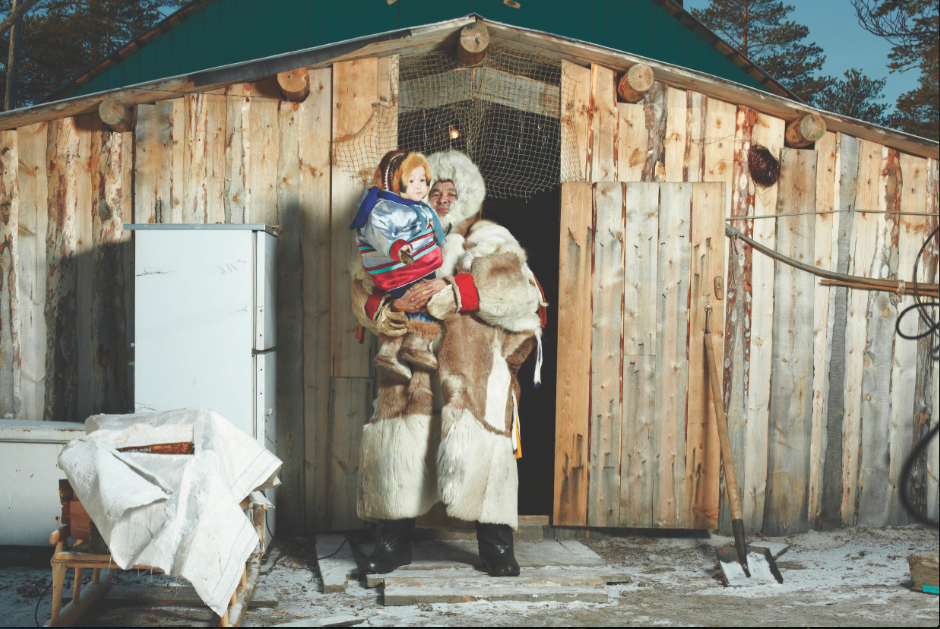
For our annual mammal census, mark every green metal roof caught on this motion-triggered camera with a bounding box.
[50,0,780,102]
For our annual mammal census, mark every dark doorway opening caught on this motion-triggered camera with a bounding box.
[482,185,561,518]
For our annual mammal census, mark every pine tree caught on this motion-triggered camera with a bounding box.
[853,0,939,140]
[815,69,889,126]
[1,0,187,107]
[691,0,833,103]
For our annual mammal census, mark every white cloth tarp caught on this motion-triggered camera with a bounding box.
[57,408,281,616]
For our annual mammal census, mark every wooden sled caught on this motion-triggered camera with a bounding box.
[44,497,268,627]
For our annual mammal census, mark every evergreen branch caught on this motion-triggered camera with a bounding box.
[0,0,44,38]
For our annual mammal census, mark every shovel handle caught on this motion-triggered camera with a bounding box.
[705,332,744,523]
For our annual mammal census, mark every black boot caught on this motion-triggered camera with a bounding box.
[363,519,415,574]
[475,521,521,577]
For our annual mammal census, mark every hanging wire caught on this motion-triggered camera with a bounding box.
[896,224,940,528]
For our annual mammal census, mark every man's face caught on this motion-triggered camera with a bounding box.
[428,181,458,217]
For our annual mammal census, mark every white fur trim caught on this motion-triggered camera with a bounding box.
[437,409,519,529]
[427,151,486,232]
[357,414,441,521]
[483,337,512,432]
[438,233,465,277]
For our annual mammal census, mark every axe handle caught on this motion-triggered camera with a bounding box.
[704,333,744,523]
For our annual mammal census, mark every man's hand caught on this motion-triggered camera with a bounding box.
[392,278,447,313]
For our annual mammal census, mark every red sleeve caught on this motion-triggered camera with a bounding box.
[388,239,409,261]
[365,293,384,321]
[454,273,479,312]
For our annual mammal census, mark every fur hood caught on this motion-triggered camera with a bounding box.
[426,151,486,232]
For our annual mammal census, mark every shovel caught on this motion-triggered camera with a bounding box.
[704,304,783,587]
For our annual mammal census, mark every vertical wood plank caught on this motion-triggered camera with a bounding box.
[91,130,130,414]
[763,148,816,537]
[620,182,659,528]
[276,97,304,535]
[641,83,667,183]
[616,103,646,183]
[888,153,928,525]
[205,94,226,224]
[910,157,939,519]
[331,59,378,379]
[75,117,96,422]
[652,183,691,527]
[183,94,208,224]
[133,102,170,224]
[589,65,616,183]
[301,68,333,534]
[808,131,840,526]
[376,56,399,157]
[818,133,860,530]
[0,130,19,417]
[588,182,623,526]
[327,377,374,531]
[561,61,590,183]
[554,182,593,526]
[684,92,706,183]
[686,182,724,529]
[857,148,902,527]
[842,139,883,526]
[224,84,248,224]
[663,87,686,182]
[15,122,48,421]
[742,113,786,533]
[248,96,280,227]
[719,106,757,534]
[45,118,81,422]
[169,99,185,223]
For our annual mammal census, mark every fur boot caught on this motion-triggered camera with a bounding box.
[374,334,413,383]
[399,319,441,371]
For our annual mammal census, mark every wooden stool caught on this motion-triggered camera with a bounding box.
[45,498,268,627]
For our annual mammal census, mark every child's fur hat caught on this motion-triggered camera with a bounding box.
[373,150,431,195]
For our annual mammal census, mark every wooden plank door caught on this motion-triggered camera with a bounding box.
[553,181,724,529]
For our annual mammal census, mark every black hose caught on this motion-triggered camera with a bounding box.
[896,224,940,529]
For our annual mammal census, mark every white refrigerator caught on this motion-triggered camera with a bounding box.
[127,224,277,538]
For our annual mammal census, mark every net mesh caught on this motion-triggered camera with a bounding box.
[331,42,584,199]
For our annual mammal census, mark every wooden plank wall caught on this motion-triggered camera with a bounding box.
[0,54,936,535]
[555,60,939,533]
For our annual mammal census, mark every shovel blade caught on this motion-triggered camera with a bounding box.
[717,546,784,587]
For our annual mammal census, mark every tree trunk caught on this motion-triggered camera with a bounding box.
[4,0,22,112]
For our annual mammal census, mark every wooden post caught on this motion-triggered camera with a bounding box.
[617,64,654,103]
[785,114,826,148]
[98,99,135,132]
[456,22,490,67]
[277,67,310,102]
[4,0,22,111]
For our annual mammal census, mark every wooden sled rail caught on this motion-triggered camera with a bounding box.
[725,224,940,295]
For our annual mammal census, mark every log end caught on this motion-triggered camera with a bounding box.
[457,22,490,67]
[277,67,310,102]
[98,98,134,132]
[617,65,654,103]
[785,114,827,148]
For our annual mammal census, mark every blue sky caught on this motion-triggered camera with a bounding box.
[685,0,919,109]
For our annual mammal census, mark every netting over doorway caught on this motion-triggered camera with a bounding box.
[331,43,584,199]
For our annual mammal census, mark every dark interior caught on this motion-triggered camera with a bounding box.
[482,186,561,518]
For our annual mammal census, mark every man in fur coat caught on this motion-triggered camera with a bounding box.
[350,150,545,577]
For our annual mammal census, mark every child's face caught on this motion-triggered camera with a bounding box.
[403,166,428,202]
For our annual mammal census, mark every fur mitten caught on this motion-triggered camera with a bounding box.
[427,285,459,320]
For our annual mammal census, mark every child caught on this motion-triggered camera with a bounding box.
[349,150,447,382]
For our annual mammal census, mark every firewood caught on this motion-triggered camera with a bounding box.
[277,67,310,102]
[456,22,490,67]
[785,114,826,148]
[98,98,135,132]
[617,64,654,103]
[117,441,195,455]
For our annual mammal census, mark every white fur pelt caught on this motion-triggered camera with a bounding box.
[358,412,441,521]
[437,336,519,529]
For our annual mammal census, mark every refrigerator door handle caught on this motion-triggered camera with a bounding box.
[252,347,277,356]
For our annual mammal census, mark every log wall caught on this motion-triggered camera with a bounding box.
[0,53,936,536]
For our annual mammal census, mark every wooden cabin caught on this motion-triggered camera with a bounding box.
[0,2,937,539]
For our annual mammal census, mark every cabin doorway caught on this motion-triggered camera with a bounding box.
[483,186,562,519]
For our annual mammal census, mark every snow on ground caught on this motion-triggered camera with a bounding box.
[1,525,936,627]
